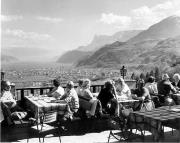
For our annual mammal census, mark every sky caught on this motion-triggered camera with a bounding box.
[1,0,180,61]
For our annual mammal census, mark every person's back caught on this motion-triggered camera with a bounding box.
[158,80,175,96]
[145,76,158,96]
[98,85,114,109]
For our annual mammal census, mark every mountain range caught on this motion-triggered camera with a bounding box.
[1,55,19,63]
[57,30,142,63]
[76,15,180,71]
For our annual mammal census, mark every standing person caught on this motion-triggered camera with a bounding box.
[115,78,131,99]
[59,81,79,121]
[157,74,176,105]
[47,78,65,99]
[97,80,119,116]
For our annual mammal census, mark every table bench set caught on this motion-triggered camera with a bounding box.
[23,93,180,142]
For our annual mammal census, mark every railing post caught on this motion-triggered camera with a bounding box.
[20,89,25,107]
[40,89,44,95]
[92,85,96,93]
[30,89,34,95]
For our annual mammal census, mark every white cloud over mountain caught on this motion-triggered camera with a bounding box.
[1,15,23,22]
[4,29,53,41]
[100,0,180,30]
[36,16,63,23]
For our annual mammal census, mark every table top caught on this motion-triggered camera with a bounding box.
[25,95,67,112]
[118,98,139,103]
[133,105,180,121]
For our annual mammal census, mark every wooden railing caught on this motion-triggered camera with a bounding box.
[14,80,136,107]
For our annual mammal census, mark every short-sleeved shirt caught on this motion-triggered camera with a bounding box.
[133,87,151,101]
[145,82,158,95]
[82,88,94,100]
[51,86,65,98]
[117,84,131,98]
[65,88,79,111]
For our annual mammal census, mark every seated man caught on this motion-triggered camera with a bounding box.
[59,81,79,121]
[98,80,119,116]
[172,73,180,91]
[76,79,84,97]
[1,80,27,125]
[157,74,177,105]
[47,78,64,99]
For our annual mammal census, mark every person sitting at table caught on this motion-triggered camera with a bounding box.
[172,73,180,105]
[59,81,79,121]
[157,73,176,105]
[47,78,65,99]
[81,79,102,118]
[97,80,119,116]
[172,73,180,91]
[114,77,131,99]
[76,79,84,96]
[145,76,160,107]
[132,79,153,111]
[1,80,27,125]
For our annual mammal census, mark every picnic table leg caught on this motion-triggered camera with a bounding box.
[153,121,163,142]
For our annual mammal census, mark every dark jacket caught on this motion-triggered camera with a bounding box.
[97,88,114,108]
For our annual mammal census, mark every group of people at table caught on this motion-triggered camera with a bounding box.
[1,72,180,126]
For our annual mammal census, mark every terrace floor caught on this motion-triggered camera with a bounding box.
[1,118,180,143]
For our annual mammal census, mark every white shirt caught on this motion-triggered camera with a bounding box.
[51,86,65,98]
[117,84,131,99]
[145,82,158,95]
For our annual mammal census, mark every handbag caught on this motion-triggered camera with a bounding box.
[140,100,155,111]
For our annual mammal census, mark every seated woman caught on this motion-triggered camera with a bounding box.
[81,79,101,118]
[145,76,160,107]
[97,80,119,116]
[58,81,79,121]
[115,78,131,99]
[47,78,64,99]
[132,79,153,111]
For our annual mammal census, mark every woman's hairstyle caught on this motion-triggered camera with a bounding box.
[115,77,125,85]
[66,81,74,89]
[173,73,180,80]
[53,78,61,87]
[78,79,84,86]
[147,76,155,83]
[137,79,145,88]
[104,80,113,90]
[82,78,91,88]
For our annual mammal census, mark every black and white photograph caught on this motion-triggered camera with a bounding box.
[1,0,180,142]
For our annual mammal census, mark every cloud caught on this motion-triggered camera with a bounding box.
[36,16,63,23]
[100,0,180,30]
[100,13,131,29]
[4,29,53,41]
[1,14,23,22]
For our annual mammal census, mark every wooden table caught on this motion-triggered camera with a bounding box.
[25,95,67,122]
[132,105,180,141]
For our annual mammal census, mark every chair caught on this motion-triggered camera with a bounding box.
[1,102,27,126]
[28,111,61,143]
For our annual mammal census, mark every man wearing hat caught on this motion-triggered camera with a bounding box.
[157,73,177,104]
